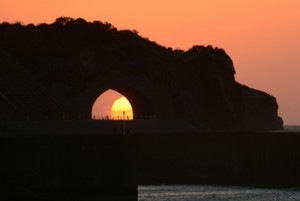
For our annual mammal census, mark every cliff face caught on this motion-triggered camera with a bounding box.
[0,18,283,131]
[172,46,283,130]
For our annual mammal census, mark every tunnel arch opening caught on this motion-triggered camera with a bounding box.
[91,89,133,120]
[91,88,154,120]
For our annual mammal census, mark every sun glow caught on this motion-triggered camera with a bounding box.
[92,90,133,120]
[111,97,133,120]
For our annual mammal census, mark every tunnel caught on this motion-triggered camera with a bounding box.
[66,71,175,120]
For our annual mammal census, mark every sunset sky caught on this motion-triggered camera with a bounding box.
[0,0,299,125]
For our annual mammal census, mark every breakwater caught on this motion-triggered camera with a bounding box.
[0,131,137,201]
[138,131,300,186]
[1,120,300,200]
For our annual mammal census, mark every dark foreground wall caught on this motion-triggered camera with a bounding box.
[0,134,137,201]
[1,127,300,201]
[138,132,300,186]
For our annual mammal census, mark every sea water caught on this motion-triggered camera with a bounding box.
[138,185,300,201]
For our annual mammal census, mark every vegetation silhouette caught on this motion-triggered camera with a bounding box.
[0,17,283,131]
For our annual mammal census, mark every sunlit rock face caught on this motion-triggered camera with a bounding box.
[0,18,283,131]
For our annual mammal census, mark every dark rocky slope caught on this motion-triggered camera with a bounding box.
[0,17,283,131]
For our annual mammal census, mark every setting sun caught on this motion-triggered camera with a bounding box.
[111,97,133,120]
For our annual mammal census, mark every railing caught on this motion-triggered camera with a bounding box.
[0,114,156,121]
[92,115,156,121]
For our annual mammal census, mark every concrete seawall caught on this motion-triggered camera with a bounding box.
[0,133,137,201]
[1,120,300,200]
[137,132,300,186]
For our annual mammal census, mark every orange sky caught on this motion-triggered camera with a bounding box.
[1,0,299,125]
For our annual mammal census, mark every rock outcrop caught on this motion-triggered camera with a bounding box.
[0,17,283,131]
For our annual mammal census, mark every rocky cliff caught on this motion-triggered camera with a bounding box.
[0,17,283,131]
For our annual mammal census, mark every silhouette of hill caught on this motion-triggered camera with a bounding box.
[0,17,283,131]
